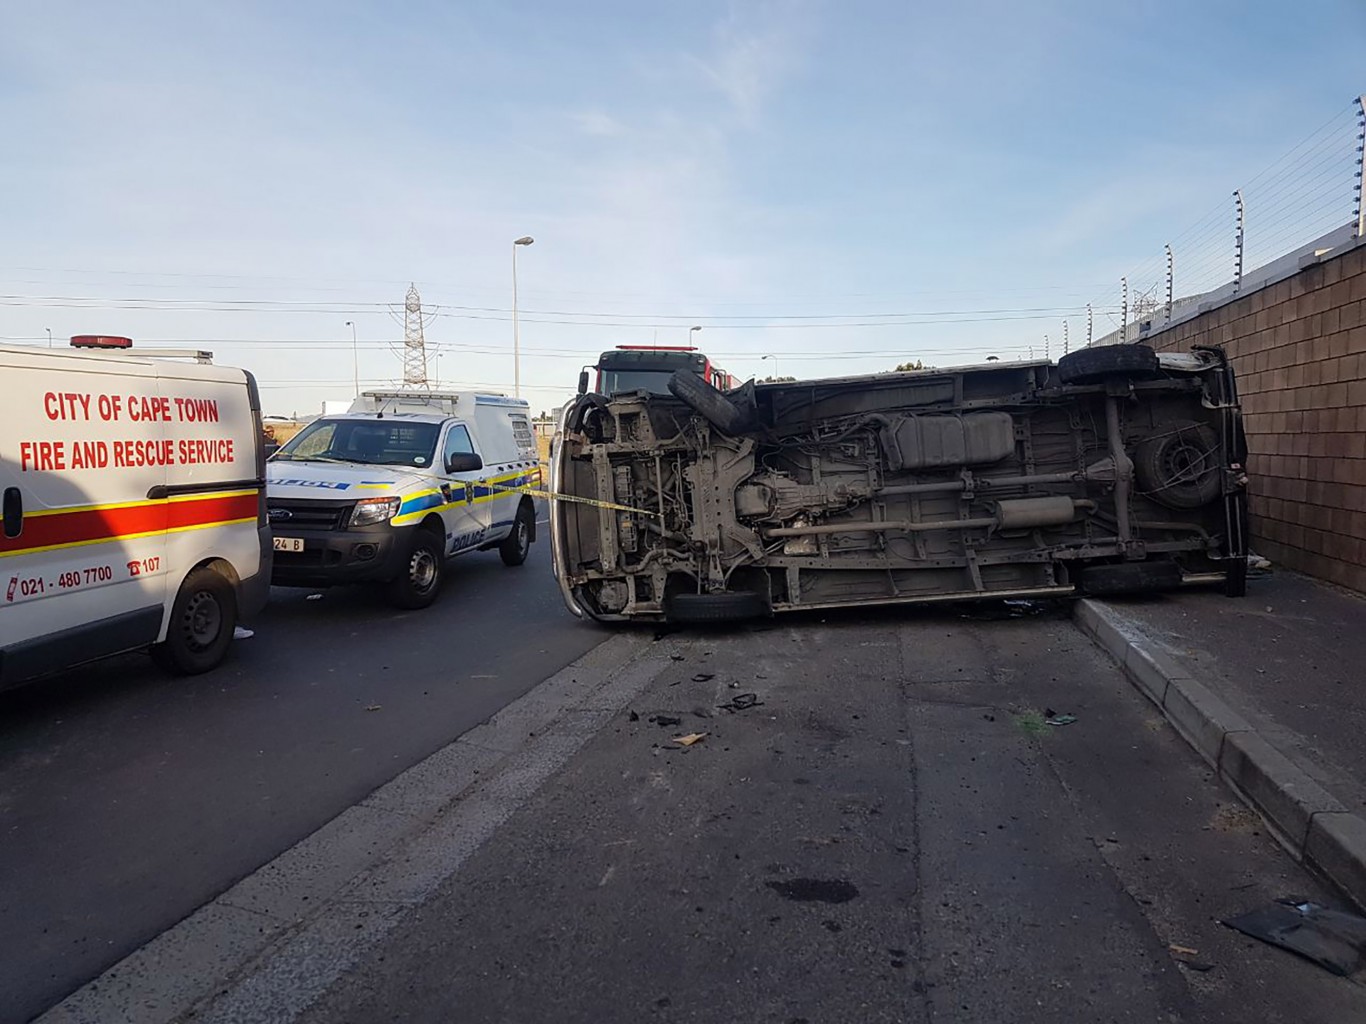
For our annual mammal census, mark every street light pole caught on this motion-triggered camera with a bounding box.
[689,325,702,346]
[761,353,778,380]
[512,236,534,398]
[345,321,358,396]
[45,327,52,348]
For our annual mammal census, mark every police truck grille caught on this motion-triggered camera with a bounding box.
[267,501,353,531]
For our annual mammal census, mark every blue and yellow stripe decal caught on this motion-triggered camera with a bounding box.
[390,467,542,526]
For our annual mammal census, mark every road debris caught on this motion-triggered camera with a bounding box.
[649,714,682,728]
[364,704,381,712]
[306,593,323,601]
[717,692,764,713]
[628,710,640,722]
[1045,713,1078,727]
[672,732,707,746]
[669,654,685,661]
[692,673,715,682]
[232,626,255,640]
[1223,900,1366,976]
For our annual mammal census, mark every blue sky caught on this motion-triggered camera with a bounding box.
[2,0,1363,415]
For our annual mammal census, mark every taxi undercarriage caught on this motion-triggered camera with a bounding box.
[550,345,1248,622]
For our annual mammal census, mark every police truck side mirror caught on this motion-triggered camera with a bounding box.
[446,452,483,474]
[577,369,590,395]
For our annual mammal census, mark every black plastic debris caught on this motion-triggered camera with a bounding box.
[1223,900,1366,976]
[692,673,715,682]
[717,693,764,713]
[628,710,640,722]
[649,714,682,728]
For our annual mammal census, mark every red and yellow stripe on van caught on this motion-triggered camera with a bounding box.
[0,489,259,559]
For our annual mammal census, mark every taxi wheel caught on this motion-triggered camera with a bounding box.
[153,567,237,675]
[388,530,445,609]
[499,505,534,567]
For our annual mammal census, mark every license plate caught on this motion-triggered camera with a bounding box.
[273,537,305,553]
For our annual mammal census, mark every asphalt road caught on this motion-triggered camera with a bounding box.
[292,607,1366,1024]
[0,526,605,1024]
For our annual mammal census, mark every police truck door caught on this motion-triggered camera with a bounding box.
[438,422,490,554]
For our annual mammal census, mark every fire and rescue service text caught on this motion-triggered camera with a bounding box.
[19,392,236,472]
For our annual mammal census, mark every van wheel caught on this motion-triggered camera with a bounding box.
[153,568,237,675]
[500,505,534,567]
[387,531,445,609]
[1078,560,1182,596]
[665,590,771,623]
[667,370,752,435]
[1056,344,1160,384]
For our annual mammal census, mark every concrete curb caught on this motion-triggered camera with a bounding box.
[37,631,661,1024]
[1074,598,1366,911]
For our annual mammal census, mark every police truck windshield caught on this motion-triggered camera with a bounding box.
[274,419,441,468]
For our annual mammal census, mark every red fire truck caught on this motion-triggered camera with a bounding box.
[584,345,738,396]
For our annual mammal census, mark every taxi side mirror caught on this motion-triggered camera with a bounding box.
[446,452,483,474]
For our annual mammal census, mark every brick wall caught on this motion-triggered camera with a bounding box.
[1144,240,1366,593]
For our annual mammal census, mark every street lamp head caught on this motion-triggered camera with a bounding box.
[514,236,534,246]
[345,320,354,327]
[690,325,702,334]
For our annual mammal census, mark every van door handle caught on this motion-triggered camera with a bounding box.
[2,487,22,539]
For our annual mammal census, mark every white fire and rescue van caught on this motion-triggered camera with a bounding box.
[0,338,271,688]
[266,390,540,607]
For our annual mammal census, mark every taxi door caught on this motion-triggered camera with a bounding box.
[436,422,491,555]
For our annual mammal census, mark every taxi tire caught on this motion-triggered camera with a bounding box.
[152,567,237,675]
[499,505,534,567]
[387,530,445,609]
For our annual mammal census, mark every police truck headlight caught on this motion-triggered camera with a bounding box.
[349,497,402,528]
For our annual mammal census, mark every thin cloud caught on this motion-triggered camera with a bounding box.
[693,0,815,126]
[571,109,626,136]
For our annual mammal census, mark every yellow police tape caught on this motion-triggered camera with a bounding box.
[488,482,661,518]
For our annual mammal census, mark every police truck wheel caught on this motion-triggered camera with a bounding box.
[500,505,534,567]
[387,530,445,609]
[152,568,237,675]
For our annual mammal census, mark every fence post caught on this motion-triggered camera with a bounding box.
[1165,244,1174,323]
[1233,189,1245,294]
[1355,94,1365,240]
[1120,277,1128,344]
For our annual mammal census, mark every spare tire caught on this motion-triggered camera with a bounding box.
[668,370,751,435]
[665,590,771,623]
[1133,420,1222,509]
[1056,344,1160,384]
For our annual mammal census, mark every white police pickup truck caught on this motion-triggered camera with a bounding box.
[266,390,540,608]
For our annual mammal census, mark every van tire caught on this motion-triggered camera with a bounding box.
[667,370,751,435]
[387,530,445,609]
[500,504,534,566]
[1078,560,1182,596]
[1056,344,1160,384]
[665,590,770,623]
[153,567,238,675]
